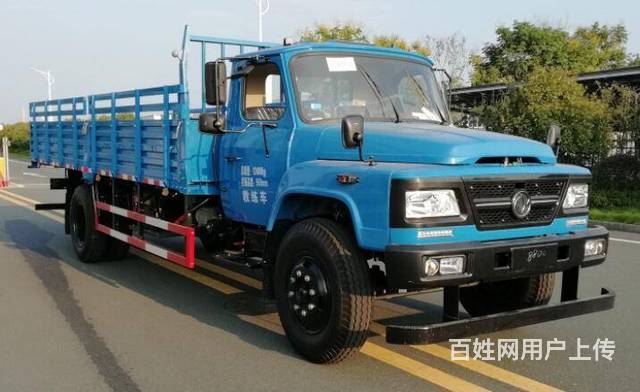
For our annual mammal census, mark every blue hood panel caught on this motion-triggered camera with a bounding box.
[315,123,557,165]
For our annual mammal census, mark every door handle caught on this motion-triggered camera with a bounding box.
[225,156,242,162]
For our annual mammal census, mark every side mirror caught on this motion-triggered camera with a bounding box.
[341,115,365,161]
[199,113,225,135]
[341,115,364,149]
[546,124,561,156]
[205,61,227,106]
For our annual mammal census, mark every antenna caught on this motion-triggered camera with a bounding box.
[255,0,270,42]
[30,67,55,101]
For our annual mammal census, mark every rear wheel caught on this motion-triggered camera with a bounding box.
[275,218,373,364]
[69,185,108,263]
[460,273,555,316]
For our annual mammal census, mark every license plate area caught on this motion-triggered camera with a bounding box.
[511,243,559,272]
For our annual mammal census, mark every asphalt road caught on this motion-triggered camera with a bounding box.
[1,158,638,392]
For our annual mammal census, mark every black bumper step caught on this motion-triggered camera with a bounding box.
[386,287,615,345]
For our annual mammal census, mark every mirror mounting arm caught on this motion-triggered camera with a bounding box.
[354,133,364,162]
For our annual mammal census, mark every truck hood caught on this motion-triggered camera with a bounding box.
[315,122,556,165]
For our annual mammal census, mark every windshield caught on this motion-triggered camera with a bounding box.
[291,54,449,124]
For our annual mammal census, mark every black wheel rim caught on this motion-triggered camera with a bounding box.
[286,254,332,334]
[71,202,86,249]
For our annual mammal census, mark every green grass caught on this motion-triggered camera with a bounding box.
[9,149,30,160]
[590,208,640,225]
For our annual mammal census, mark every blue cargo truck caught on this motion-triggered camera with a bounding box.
[29,26,614,363]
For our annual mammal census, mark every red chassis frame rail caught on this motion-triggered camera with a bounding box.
[94,200,196,268]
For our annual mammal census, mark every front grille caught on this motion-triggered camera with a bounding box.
[466,178,567,230]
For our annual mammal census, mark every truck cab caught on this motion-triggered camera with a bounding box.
[30,28,614,364]
[199,40,613,361]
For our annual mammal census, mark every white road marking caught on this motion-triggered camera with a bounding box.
[22,172,47,178]
[9,159,29,165]
[610,237,640,245]
[5,182,50,188]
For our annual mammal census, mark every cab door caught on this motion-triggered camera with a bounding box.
[218,57,293,226]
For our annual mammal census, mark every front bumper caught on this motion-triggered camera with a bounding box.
[386,287,615,344]
[384,225,608,289]
[383,225,614,345]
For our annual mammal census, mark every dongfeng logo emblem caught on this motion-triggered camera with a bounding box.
[511,190,532,219]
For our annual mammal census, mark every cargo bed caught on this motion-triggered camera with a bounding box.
[29,85,219,195]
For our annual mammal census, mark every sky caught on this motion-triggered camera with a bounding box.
[1,0,638,123]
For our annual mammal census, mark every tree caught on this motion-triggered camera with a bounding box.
[298,23,430,57]
[476,67,612,160]
[1,122,30,153]
[299,23,367,43]
[473,21,633,84]
[423,33,473,87]
[627,54,640,66]
[371,35,430,57]
[600,84,640,152]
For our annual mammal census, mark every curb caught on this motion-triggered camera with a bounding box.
[591,219,640,234]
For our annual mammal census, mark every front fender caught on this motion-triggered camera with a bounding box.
[268,160,395,251]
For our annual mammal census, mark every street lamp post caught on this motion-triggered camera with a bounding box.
[255,0,270,42]
[30,67,55,101]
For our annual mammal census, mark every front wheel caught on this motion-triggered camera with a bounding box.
[274,218,373,364]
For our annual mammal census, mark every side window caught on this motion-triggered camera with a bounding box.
[243,63,286,121]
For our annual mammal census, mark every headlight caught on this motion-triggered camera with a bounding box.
[563,184,589,209]
[405,190,460,218]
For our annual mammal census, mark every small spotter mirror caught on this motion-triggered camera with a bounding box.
[204,61,227,106]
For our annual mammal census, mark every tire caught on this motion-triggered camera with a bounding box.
[460,273,555,316]
[69,185,108,263]
[274,218,373,364]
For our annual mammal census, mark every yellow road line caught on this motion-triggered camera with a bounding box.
[412,344,562,392]
[0,189,49,206]
[197,260,263,290]
[237,314,285,336]
[1,188,530,392]
[360,342,490,392]
[369,322,562,392]
[0,191,65,223]
[130,250,243,295]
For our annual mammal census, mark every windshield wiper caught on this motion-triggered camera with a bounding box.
[359,66,400,123]
[404,71,449,125]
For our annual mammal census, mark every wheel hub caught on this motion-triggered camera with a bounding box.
[287,256,330,333]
